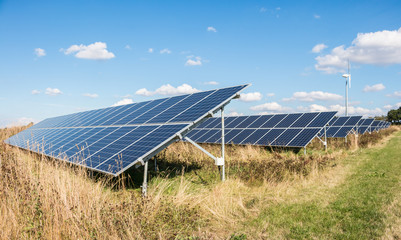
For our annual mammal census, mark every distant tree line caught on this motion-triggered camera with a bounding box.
[387,107,401,124]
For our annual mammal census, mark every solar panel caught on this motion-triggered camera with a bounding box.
[356,118,374,134]
[323,116,362,138]
[370,120,382,132]
[187,111,337,148]
[5,84,249,176]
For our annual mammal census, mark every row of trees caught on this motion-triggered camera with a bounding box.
[387,107,401,124]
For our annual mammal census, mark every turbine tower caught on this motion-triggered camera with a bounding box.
[342,60,351,116]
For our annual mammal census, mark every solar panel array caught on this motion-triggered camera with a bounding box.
[4,85,248,176]
[356,118,375,134]
[370,120,390,132]
[370,120,382,132]
[185,111,337,148]
[324,116,363,138]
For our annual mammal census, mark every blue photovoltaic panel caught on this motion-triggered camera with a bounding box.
[240,129,270,145]
[331,117,348,126]
[261,114,287,128]
[249,115,272,128]
[236,116,261,128]
[326,127,340,138]
[231,129,257,144]
[308,112,337,128]
[357,118,374,134]
[187,111,337,148]
[369,120,382,132]
[272,129,302,146]
[323,116,362,138]
[291,112,319,128]
[344,116,362,126]
[334,126,354,138]
[276,113,302,128]
[288,128,321,147]
[256,129,284,145]
[225,117,244,128]
[5,84,249,176]
[225,129,243,143]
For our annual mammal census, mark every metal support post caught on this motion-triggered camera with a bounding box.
[142,160,149,197]
[345,77,348,117]
[185,106,226,182]
[304,147,306,155]
[323,126,327,152]
[221,107,225,181]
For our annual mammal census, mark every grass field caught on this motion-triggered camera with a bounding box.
[1,126,400,239]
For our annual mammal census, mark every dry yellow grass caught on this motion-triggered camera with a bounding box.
[0,125,398,239]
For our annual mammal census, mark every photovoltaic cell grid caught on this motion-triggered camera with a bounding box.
[185,111,337,148]
[356,118,375,134]
[4,85,249,176]
[371,120,390,132]
[370,120,382,132]
[323,116,362,138]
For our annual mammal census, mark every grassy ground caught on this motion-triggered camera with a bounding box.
[246,131,401,239]
[0,126,400,239]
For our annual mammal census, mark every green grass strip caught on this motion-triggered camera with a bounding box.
[254,131,401,239]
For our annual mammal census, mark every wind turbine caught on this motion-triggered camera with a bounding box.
[342,60,351,116]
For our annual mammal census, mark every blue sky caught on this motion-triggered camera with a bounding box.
[1,0,401,127]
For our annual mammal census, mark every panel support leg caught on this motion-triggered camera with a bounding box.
[221,107,225,181]
[304,147,306,155]
[142,160,148,197]
[324,125,327,151]
[184,107,226,182]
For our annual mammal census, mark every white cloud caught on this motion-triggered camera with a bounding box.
[207,26,217,32]
[387,91,401,98]
[300,103,385,117]
[34,48,46,57]
[185,56,202,66]
[363,83,385,92]
[135,84,200,97]
[250,102,292,113]
[315,27,401,73]
[314,14,320,19]
[148,48,154,53]
[63,42,115,60]
[383,104,393,110]
[312,43,327,53]
[160,48,171,54]
[331,104,385,116]
[112,98,133,107]
[45,88,62,96]
[6,117,36,128]
[283,91,342,102]
[204,81,219,85]
[383,102,401,110]
[125,45,131,50]
[31,89,40,95]
[135,88,153,97]
[260,7,267,12]
[82,93,99,98]
[239,92,263,102]
[119,94,133,98]
[266,93,275,97]
[227,111,244,117]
